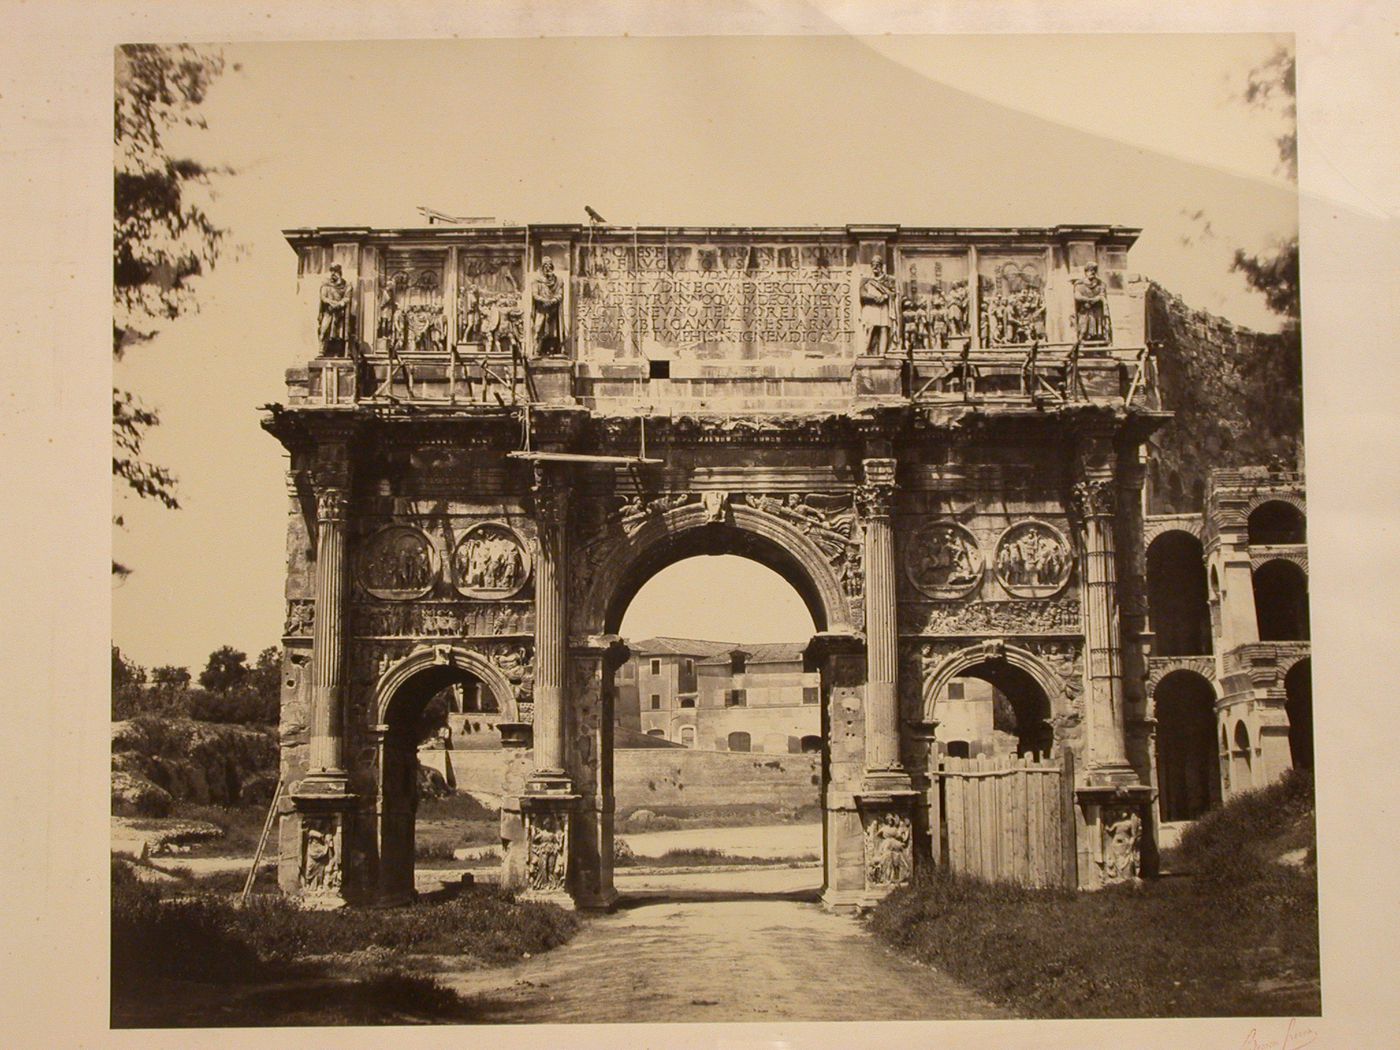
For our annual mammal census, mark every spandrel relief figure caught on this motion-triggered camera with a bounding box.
[860,256,897,355]
[317,263,352,355]
[1072,262,1112,344]
[532,257,565,356]
[1101,807,1142,884]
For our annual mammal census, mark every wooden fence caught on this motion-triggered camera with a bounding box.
[929,749,1078,889]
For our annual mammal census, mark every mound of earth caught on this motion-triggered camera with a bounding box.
[112,716,278,814]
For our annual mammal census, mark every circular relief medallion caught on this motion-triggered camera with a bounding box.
[453,522,531,599]
[904,521,984,599]
[994,521,1073,598]
[358,526,438,600]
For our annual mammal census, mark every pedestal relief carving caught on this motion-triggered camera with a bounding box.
[525,811,569,892]
[1101,806,1142,884]
[994,521,1073,598]
[357,526,438,599]
[452,523,531,598]
[299,817,343,896]
[863,811,913,887]
[904,521,983,599]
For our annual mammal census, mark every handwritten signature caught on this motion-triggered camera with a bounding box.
[1241,1017,1318,1050]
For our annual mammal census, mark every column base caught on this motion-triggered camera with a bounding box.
[296,769,352,797]
[525,769,575,795]
[572,885,619,912]
[860,768,914,795]
[1085,761,1141,788]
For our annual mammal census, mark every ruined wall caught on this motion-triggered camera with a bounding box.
[1146,284,1302,514]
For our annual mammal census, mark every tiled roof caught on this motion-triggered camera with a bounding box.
[696,641,809,665]
[626,636,738,657]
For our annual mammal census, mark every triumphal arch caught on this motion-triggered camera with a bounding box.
[263,221,1163,909]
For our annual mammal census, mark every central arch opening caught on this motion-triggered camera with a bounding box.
[932,661,1054,761]
[610,551,825,902]
[377,659,512,904]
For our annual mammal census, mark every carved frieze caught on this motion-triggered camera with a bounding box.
[452,522,531,598]
[525,811,569,893]
[357,525,438,599]
[993,521,1073,598]
[862,811,913,887]
[351,601,531,638]
[905,599,1081,635]
[903,521,983,599]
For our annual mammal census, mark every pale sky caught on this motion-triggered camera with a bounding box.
[112,34,1301,669]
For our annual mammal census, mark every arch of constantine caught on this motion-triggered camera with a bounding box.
[261,220,1306,910]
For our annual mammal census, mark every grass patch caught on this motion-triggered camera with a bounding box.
[112,855,579,1026]
[867,770,1319,1018]
[614,846,820,868]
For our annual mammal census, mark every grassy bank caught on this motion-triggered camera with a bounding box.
[112,859,579,1026]
[614,845,820,868]
[867,771,1319,1018]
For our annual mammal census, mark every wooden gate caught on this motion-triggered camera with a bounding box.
[929,749,1078,888]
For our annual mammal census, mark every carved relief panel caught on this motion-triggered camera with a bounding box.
[899,251,971,350]
[457,247,526,352]
[993,521,1073,598]
[378,247,449,354]
[357,525,439,599]
[452,523,531,598]
[862,810,913,888]
[977,252,1047,347]
[903,521,983,598]
[525,810,569,893]
[299,816,343,897]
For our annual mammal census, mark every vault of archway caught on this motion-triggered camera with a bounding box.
[583,504,853,636]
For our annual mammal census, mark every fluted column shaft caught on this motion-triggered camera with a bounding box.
[1074,475,1130,771]
[532,468,569,778]
[310,488,349,773]
[858,458,902,772]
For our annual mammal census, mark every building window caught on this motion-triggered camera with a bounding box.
[946,740,971,758]
[947,681,964,700]
[684,658,694,675]
[727,688,747,707]
[731,652,747,674]
[646,729,665,738]
[802,686,819,705]
[680,726,696,747]
[727,731,751,752]
[650,694,661,710]
[680,696,695,709]
[650,658,661,675]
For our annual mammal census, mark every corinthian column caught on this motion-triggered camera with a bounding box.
[1072,469,1133,777]
[856,458,906,783]
[308,486,349,780]
[530,465,570,789]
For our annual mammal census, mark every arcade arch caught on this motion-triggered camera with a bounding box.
[923,645,1060,760]
[1253,560,1310,641]
[1248,500,1306,545]
[1285,658,1313,772]
[1152,670,1219,821]
[1146,531,1212,656]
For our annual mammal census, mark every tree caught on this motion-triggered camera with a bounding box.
[198,645,250,693]
[113,44,234,576]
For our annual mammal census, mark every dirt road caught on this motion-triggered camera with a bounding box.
[443,869,1008,1024]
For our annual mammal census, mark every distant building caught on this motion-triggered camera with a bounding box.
[619,638,821,753]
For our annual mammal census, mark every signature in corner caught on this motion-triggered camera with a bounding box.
[1241,1017,1318,1050]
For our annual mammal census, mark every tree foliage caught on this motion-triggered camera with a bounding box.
[113,44,233,574]
[113,643,280,725]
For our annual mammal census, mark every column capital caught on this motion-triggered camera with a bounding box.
[856,457,898,520]
[530,463,570,527]
[315,486,350,523]
[1071,477,1116,521]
